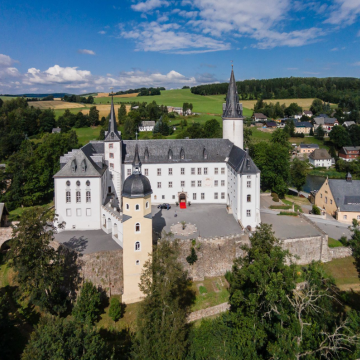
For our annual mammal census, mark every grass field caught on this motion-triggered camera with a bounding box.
[28,100,86,110]
[76,126,101,145]
[96,92,139,98]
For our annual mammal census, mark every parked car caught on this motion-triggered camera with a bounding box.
[157,203,171,210]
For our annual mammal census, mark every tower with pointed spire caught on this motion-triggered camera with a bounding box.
[222,66,244,149]
[104,93,122,201]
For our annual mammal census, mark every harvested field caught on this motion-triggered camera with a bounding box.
[29,100,86,110]
[81,104,131,118]
[96,92,139,98]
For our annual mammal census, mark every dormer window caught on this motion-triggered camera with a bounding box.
[111,132,114,139]
[203,148,208,160]
[81,159,87,172]
[144,147,149,161]
[180,148,185,160]
[71,160,77,173]
[168,149,173,160]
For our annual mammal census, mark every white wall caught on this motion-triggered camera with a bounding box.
[55,177,102,231]
[124,163,228,204]
[223,119,243,149]
[104,140,122,200]
[310,158,332,168]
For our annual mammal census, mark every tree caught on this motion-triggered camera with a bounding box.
[284,120,295,137]
[243,127,252,148]
[133,239,195,360]
[109,297,123,323]
[186,247,198,265]
[315,125,325,140]
[118,103,127,125]
[88,106,99,126]
[284,102,302,117]
[21,317,109,360]
[72,281,102,324]
[290,158,309,194]
[329,125,352,148]
[123,117,135,139]
[310,98,324,115]
[203,119,221,138]
[39,109,56,133]
[310,127,314,136]
[271,128,290,148]
[8,207,79,314]
[349,124,360,146]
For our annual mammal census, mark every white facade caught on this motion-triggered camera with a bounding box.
[223,118,244,150]
[309,157,332,169]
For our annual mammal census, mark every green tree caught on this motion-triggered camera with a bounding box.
[123,117,135,139]
[108,297,123,323]
[186,247,198,265]
[8,207,79,314]
[72,281,102,325]
[284,102,302,117]
[88,106,99,126]
[243,127,252,148]
[21,317,109,360]
[271,128,290,148]
[39,109,56,133]
[284,120,295,137]
[290,158,309,194]
[315,125,325,140]
[203,119,221,138]
[133,239,195,360]
[118,103,127,125]
[349,124,360,146]
[310,98,324,115]
[329,125,352,148]
[310,127,314,136]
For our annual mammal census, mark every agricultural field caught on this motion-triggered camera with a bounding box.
[96,92,139,98]
[28,100,86,110]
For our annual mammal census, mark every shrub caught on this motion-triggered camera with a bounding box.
[269,205,292,210]
[186,247,198,265]
[225,270,233,284]
[199,286,207,294]
[272,196,280,202]
[278,212,298,216]
[312,205,321,215]
[109,297,123,323]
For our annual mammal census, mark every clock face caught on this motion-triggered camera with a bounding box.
[204,178,212,187]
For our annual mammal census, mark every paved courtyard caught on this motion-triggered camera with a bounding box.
[54,230,121,254]
[152,204,243,239]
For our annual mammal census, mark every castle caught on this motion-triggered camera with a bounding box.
[54,67,261,303]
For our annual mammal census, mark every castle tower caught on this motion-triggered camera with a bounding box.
[122,144,153,304]
[222,66,244,149]
[104,95,122,200]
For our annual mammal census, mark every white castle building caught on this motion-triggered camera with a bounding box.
[54,68,261,240]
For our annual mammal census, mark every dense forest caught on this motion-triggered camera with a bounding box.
[112,86,165,96]
[191,77,360,108]
[63,94,95,104]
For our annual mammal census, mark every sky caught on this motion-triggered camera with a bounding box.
[0,0,360,94]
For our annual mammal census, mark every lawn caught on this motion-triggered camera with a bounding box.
[250,128,273,142]
[9,201,54,221]
[75,126,101,145]
[289,136,329,150]
[328,237,343,248]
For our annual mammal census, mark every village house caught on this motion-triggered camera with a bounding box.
[314,117,339,133]
[294,114,302,120]
[294,121,313,134]
[253,113,267,122]
[167,106,192,116]
[343,121,356,128]
[138,121,156,132]
[265,121,277,128]
[302,110,313,117]
[338,146,360,162]
[298,143,319,154]
[52,127,61,134]
[309,149,332,169]
[315,174,360,224]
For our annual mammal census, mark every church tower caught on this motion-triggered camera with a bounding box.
[222,66,244,149]
[104,95,122,200]
[122,144,153,304]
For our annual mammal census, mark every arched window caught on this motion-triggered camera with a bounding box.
[168,149,173,160]
[76,180,80,186]
[180,148,185,160]
[135,241,141,251]
[136,260,140,265]
[86,191,91,203]
[135,223,140,233]
[66,191,71,203]
[66,180,71,186]
[126,204,129,210]
[76,191,81,203]
[86,180,90,186]
[146,201,149,208]
[135,204,140,211]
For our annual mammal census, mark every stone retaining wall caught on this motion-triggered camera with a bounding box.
[329,246,352,260]
[187,302,230,323]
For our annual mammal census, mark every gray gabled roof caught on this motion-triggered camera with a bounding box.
[228,147,260,174]
[222,67,243,119]
[328,178,360,211]
[300,144,319,149]
[309,149,331,160]
[140,121,156,127]
[296,121,312,128]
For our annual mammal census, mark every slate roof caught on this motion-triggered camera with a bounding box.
[309,149,331,160]
[140,121,155,127]
[0,203,9,222]
[343,121,355,127]
[314,117,337,125]
[303,110,313,115]
[52,127,61,133]
[104,96,121,142]
[222,67,243,119]
[123,174,153,199]
[300,144,319,149]
[328,178,360,212]
[341,146,360,154]
[296,121,312,128]
[265,121,277,127]
[254,113,267,119]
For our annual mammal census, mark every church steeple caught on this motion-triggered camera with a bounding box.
[223,66,243,119]
[132,144,142,174]
[104,94,121,142]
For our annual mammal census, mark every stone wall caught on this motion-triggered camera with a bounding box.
[188,302,230,323]
[328,246,352,260]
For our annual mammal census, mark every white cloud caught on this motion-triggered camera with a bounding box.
[98,30,106,35]
[120,21,230,53]
[178,10,198,18]
[0,54,16,67]
[325,0,360,25]
[131,0,169,12]
[331,47,339,51]
[78,49,96,55]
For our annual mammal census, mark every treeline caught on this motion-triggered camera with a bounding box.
[112,87,165,97]
[191,77,360,107]
[63,94,95,104]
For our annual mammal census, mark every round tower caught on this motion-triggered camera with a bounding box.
[222,66,244,149]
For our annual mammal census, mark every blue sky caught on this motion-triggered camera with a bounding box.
[0,0,359,94]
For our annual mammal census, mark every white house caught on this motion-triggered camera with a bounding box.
[167,106,192,116]
[309,149,332,169]
[54,68,261,241]
[138,121,156,132]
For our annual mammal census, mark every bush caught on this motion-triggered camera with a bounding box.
[199,286,207,294]
[269,205,292,210]
[312,205,321,215]
[224,270,233,284]
[272,196,280,202]
[278,212,298,216]
[186,247,198,265]
[109,297,123,323]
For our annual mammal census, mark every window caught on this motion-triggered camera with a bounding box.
[221,180,225,187]
[162,195,165,199]
[86,191,91,203]
[110,153,114,159]
[221,192,225,199]
[66,209,71,216]
[221,168,225,175]
[110,163,114,169]
[169,181,173,188]
[157,168,161,176]
[191,181,195,187]
[135,223,140,232]
[198,168,202,175]
[76,191,81,203]
[86,180,90,186]
[109,144,114,150]
[136,260,140,265]
[215,168,218,175]
[181,168,185,175]
[86,208,91,216]
[126,204,129,210]
[343,215,347,220]
[201,193,205,200]
[146,201,149,208]
[247,175,251,179]
[144,169,148,176]
[154,195,157,200]
[204,168,208,175]
[181,181,185,187]
[191,168,195,175]
[247,210,251,217]
[135,204,140,211]
[330,199,333,205]
[169,168,173,175]
[325,197,328,204]
[214,193,218,199]
[198,180,202,187]
[157,182,161,188]
[214,180,218,187]
[66,191,71,203]
[135,241,141,251]
[66,180,71,186]
[193,193,197,200]
[357,215,360,220]
[76,180,81,186]
[76,208,82,216]
[172,195,175,199]
[320,194,323,198]
[247,181,251,188]
[247,194,251,202]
